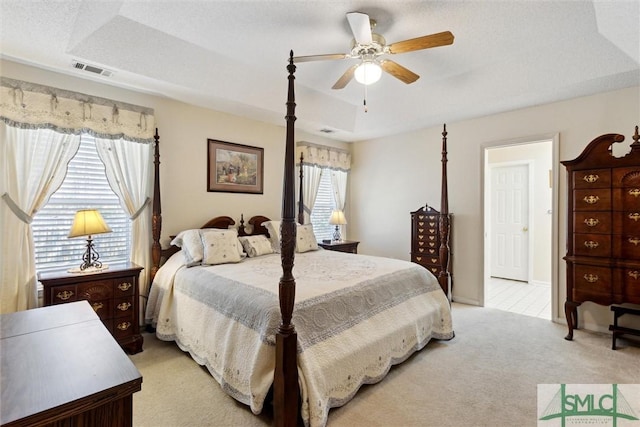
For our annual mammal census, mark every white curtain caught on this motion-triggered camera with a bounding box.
[0,77,155,314]
[0,122,80,313]
[297,142,351,225]
[95,137,153,319]
[300,164,323,224]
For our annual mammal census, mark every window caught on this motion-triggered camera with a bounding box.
[32,135,131,273]
[310,171,336,241]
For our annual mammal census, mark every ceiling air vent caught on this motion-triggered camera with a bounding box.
[71,60,113,77]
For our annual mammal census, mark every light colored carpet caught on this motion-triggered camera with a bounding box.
[130,303,640,426]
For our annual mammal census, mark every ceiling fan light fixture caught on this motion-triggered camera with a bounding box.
[354,61,382,85]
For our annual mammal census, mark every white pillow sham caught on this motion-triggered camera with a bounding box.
[201,229,243,265]
[171,228,244,266]
[263,220,281,253]
[238,235,274,258]
[296,224,319,253]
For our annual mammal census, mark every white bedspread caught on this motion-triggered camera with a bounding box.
[146,249,453,427]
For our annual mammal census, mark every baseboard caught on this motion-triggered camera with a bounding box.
[451,295,480,306]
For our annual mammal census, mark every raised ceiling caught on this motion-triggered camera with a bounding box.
[1,1,638,142]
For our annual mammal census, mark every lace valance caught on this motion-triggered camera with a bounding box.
[297,141,351,171]
[0,77,155,143]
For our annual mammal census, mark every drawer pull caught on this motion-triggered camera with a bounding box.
[629,237,640,246]
[117,322,131,331]
[583,174,599,183]
[583,274,599,283]
[92,302,104,312]
[418,228,424,233]
[117,282,132,291]
[583,195,600,204]
[629,188,640,198]
[117,302,132,311]
[584,241,599,249]
[584,218,599,227]
[56,290,74,301]
[418,248,424,253]
[418,216,424,220]
[431,258,438,263]
[418,222,424,226]
[416,257,422,261]
[629,213,640,222]
[628,271,640,280]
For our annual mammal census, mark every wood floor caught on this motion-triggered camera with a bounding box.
[485,277,551,320]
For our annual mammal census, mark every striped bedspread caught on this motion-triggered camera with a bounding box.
[146,249,453,427]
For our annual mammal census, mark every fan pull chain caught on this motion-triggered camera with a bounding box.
[363,84,368,113]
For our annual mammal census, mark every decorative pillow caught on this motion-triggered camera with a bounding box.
[238,235,274,258]
[263,220,281,253]
[170,229,204,267]
[296,224,319,253]
[201,229,242,265]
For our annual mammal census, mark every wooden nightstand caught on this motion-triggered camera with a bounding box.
[318,240,359,254]
[38,262,144,354]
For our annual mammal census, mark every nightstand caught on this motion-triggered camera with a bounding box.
[318,240,359,254]
[38,262,144,354]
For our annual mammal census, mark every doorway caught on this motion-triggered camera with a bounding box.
[483,138,557,320]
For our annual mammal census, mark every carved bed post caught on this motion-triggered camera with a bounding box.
[150,128,162,286]
[274,51,299,427]
[438,124,452,301]
[298,153,304,225]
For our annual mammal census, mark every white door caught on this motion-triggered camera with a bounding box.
[491,164,529,281]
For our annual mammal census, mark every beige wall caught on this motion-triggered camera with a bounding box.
[350,85,640,332]
[0,59,347,248]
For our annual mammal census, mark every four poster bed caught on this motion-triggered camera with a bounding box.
[145,53,454,427]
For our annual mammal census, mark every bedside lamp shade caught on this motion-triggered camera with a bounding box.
[329,210,347,242]
[68,209,112,271]
[68,209,112,238]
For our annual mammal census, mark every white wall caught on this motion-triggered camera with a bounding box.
[0,59,347,248]
[350,85,640,333]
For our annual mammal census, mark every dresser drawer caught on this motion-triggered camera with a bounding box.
[574,211,611,234]
[613,211,640,234]
[613,235,640,259]
[573,169,611,189]
[78,280,113,300]
[88,299,111,320]
[113,276,136,297]
[572,264,612,303]
[621,268,640,303]
[113,318,135,340]
[574,189,612,211]
[573,233,611,257]
[113,297,135,318]
[50,285,78,304]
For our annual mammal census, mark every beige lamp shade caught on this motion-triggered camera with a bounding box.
[68,209,112,238]
[329,210,347,225]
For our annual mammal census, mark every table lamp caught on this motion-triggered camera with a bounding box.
[68,209,112,271]
[329,210,347,242]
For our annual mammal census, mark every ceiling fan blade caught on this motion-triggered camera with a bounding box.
[380,60,420,84]
[346,12,373,45]
[293,53,349,63]
[332,64,358,89]
[388,31,454,54]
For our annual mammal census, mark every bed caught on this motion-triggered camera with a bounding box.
[145,53,454,427]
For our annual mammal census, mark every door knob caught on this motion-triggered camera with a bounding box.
[523,227,528,232]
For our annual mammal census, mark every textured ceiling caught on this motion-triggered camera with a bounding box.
[1,1,638,142]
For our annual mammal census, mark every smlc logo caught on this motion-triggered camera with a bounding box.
[538,384,640,427]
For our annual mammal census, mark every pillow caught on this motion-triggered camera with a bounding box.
[201,229,243,265]
[263,220,281,253]
[238,235,274,258]
[170,229,203,267]
[296,224,319,253]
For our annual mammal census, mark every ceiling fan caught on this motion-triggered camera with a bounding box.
[294,12,454,89]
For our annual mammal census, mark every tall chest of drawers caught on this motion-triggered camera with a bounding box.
[38,262,144,354]
[410,205,453,299]
[562,127,640,340]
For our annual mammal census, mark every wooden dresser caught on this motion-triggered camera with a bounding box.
[410,205,453,299]
[0,301,142,426]
[562,127,640,340]
[38,262,143,354]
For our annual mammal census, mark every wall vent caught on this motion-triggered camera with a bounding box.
[71,60,113,77]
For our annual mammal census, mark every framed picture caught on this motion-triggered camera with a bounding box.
[207,139,264,194]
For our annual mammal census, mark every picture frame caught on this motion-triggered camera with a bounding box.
[207,139,264,194]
